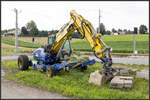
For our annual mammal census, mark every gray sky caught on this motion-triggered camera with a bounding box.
[1,1,149,31]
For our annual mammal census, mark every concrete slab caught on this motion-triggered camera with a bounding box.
[110,76,134,89]
[119,69,129,76]
[88,70,111,86]
[136,70,149,80]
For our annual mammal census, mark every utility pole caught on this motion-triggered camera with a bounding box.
[99,8,101,33]
[133,27,138,55]
[13,8,21,53]
[14,8,18,53]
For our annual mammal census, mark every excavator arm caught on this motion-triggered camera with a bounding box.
[48,10,112,69]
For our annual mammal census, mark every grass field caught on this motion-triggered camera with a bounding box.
[1,34,149,53]
[1,43,33,56]
[18,37,48,45]
[1,43,33,51]
[2,37,41,48]
[2,58,149,99]
[71,34,149,53]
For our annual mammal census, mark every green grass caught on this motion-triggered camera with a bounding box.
[1,53,10,56]
[2,47,32,51]
[1,47,33,56]
[112,63,149,71]
[2,60,149,99]
[2,60,18,70]
[2,37,41,48]
[101,34,149,41]
[71,34,149,53]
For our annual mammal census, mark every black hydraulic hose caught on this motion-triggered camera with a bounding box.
[92,46,106,63]
[81,21,85,39]
[81,20,93,39]
[92,46,103,60]
[85,20,93,35]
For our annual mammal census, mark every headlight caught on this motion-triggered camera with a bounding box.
[110,48,113,51]
[35,53,39,57]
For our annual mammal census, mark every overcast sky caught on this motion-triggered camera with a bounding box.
[1,1,149,31]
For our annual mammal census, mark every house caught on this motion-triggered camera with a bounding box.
[111,32,119,35]
[119,31,126,35]
[4,28,21,36]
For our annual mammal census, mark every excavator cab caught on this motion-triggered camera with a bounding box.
[56,38,72,61]
[48,34,72,61]
[48,34,56,45]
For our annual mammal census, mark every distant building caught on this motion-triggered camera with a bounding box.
[119,32,126,35]
[4,28,21,36]
[111,32,119,35]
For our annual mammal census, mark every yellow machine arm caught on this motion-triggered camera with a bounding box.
[49,10,112,68]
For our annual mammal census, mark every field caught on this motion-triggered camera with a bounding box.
[1,43,33,56]
[2,58,149,99]
[18,37,48,45]
[1,34,149,54]
[71,34,149,53]
[1,37,41,48]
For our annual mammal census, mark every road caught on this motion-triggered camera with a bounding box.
[2,55,149,65]
[89,55,149,65]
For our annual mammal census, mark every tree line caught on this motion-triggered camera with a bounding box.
[1,20,148,38]
[19,20,82,38]
[97,23,148,35]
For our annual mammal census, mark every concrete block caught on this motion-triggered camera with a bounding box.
[88,70,108,86]
[117,66,128,70]
[119,76,134,81]
[110,76,134,89]
[110,77,124,89]
[124,80,133,89]
[119,69,129,76]
[128,68,138,74]
[136,70,149,80]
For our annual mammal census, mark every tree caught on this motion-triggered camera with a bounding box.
[139,25,148,34]
[26,20,39,36]
[127,29,132,34]
[49,29,59,34]
[1,29,7,35]
[112,28,117,33]
[105,30,111,35]
[97,23,106,35]
[21,26,28,35]
[118,29,122,32]
[123,29,127,33]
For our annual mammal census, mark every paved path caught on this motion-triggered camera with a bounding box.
[72,54,149,65]
[89,55,149,65]
[1,55,32,61]
[1,79,71,99]
[2,55,149,65]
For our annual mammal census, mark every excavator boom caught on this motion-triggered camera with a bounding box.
[48,10,112,69]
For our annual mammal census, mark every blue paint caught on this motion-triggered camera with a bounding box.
[29,48,96,75]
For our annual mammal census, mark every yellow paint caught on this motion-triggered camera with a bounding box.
[72,63,81,69]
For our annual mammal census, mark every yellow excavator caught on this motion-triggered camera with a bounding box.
[18,10,115,78]
[47,10,112,68]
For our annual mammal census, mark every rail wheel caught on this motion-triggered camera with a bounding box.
[18,55,29,70]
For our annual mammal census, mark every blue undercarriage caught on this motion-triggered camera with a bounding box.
[28,48,96,72]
